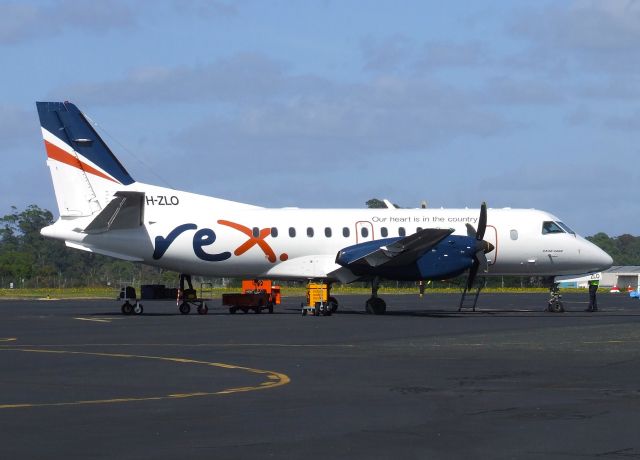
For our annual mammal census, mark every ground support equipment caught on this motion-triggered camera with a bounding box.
[176,276,212,315]
[302,282,337,316]
[118,286,144,315]
[222,279,280,314]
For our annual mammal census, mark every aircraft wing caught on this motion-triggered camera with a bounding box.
[336,228,454,269]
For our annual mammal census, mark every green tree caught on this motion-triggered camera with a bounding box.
[587,233,640,266]
[366,198,386,208]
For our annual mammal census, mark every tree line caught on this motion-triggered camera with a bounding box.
[1,204,638,289]
[0,205,177,289]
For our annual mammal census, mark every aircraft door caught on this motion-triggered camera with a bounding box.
[485,225,498,265]
[355,221,375,243]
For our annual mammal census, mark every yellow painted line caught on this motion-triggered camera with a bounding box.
[0,348,290,410]
[0,338,17,342]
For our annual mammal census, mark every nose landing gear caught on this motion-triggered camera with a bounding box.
[546,283,564,313]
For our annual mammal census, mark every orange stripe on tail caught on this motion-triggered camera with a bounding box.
[44,140,118,183]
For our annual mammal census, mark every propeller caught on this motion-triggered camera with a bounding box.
[465,202,494,290]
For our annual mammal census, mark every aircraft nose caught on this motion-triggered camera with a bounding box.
[600,250,614,270]
[589,244,613,271]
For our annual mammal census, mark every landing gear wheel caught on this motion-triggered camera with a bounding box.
[328,296,338,313]
[365,297,386,315]
[133,303,143,315]
[179,302,191,315]
[121,302,133,315]
[551,300,564,313]
[197,304,208,315]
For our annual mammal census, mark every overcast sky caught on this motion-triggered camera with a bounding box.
[1,0,639,236]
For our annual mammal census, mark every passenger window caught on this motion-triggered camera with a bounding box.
[381,227,388,238]
[271,227,278,238]
[289,227,296,238]
[343,227,350,237]
[252,227,260,238]
[542,221,564,235]
[307,227,314,237]
[361,227,369,238]
[325,227,332,237]
[510,229,518,240]
[399,227,406,237]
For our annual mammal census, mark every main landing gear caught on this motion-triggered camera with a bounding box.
[365,277,386,315]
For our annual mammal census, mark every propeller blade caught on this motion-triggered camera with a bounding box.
[465,202,490,291]
[466,243,491,290]
[476,202,487,241]
[476,249,488,272]
[465,223,476,238]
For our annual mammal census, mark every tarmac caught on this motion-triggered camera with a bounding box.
[1,292,640,459]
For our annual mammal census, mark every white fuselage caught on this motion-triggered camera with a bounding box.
[42,183,614,281]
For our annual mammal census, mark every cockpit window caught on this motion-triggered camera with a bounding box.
[542,221,565,235]
[556,221,575,235]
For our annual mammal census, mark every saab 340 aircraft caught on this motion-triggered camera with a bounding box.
[36,101,613,315]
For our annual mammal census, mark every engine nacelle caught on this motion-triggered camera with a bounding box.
[336,235,479,281]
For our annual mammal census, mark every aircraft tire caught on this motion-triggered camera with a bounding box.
[179,302,190,315]
[365,297,386,315]
[328,297,338,313]
[122,302,133,315]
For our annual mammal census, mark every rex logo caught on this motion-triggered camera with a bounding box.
[152,220,288,263]
[218,220,288,262]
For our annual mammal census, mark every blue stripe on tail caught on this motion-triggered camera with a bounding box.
[36,101,135,185]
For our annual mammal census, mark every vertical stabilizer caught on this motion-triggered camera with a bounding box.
[36,101,135,217]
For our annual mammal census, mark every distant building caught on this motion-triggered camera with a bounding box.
[556,266,640,290]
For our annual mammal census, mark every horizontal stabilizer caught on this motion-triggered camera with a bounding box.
[336,228,454,269]
[65,241,144,262]
[83,191,145,234]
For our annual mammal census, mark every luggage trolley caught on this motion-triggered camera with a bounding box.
[176,276,211,315]
[118,285,144,315]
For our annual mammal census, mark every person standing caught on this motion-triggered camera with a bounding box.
[586,279,599,312]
